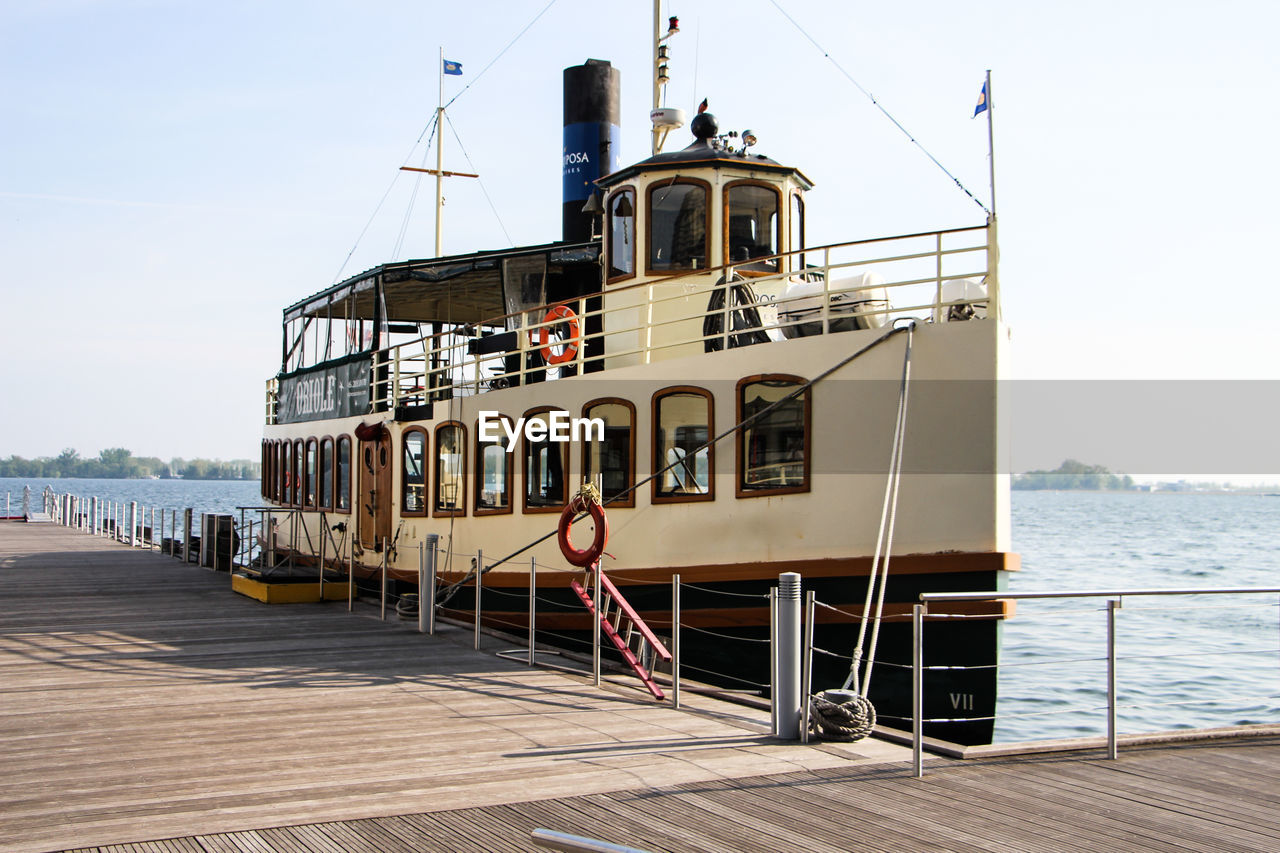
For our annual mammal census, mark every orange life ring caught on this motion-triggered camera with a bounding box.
[530,304,580,365]
[557,493,608,567]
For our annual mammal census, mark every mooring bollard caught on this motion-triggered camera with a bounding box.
[774,572,802,739]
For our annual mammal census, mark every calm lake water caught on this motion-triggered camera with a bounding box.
[4,478,1276,742]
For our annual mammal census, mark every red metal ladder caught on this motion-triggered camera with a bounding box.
[570,564,673,700]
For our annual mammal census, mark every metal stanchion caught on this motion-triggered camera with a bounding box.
[913,603,924,778]
[769,587,778,736]
[1108,598,1120,760]
[347,535,354,612]
[474,549,483,651]
[801,591,815,744]
[673,574,681,709]
[528,557,537,666]
[592,563,601,687]
[427,536,438,634]
[380,539,387,621]
[317,512,326,600]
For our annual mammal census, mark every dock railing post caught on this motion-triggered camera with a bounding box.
[774,572,802,739]
[347,537,354,612]
[673,574,681,710]
[913,603,924,778]
[528,556,537,666]
[801,590,815,744]
[474,549,483,651]
[769,587,778,735]
[380,539,387,621]
[1108,597,1120,760]
[592,563,602,686]
[129,502,138,547]
[418,541,426,633]
[317,512,326,599]
[183,508,193,563]
[427,536,438,634]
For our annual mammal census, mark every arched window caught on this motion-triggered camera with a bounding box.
[277,442,288,504]
[522,408,569,512]
[647,178,710,274]
[335,436,352,513]
[319,437,334,510]
[790,191,805,273]
[475,414,512,515]
[434,422,466,516]
[582,398,635,507]
[292,440,303,506]
[304,438,318,509]
[652,387,714,503]
[737,375,810,497]
[402,427,428,517]
[607,187,636,282]
[724,180,781,274]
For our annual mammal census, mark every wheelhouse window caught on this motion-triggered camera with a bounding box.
[523,408,568,512]
[475,415,512,515]
[336,436,351,512]
[607,187,636,281]
[319,437,334,510]
[726,181,780,274]
[653,387,714,502]
[737,376,810,496]
[648,179,709,273]
[402,428,428,516]
[304,438,318,509]
[582,399,635,507]
[434,422,466,516]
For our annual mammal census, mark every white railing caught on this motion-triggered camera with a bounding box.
[264,224,993,419]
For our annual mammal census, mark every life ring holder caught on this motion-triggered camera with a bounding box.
[557,486,608,567]
[530,304,580,365]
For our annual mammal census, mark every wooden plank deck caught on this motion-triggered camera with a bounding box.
[5,523,1279,852]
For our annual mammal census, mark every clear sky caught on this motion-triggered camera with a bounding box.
[2,1,1278,474]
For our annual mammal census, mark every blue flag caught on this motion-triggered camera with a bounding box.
[443,59,463,76]
[973,80,988,117]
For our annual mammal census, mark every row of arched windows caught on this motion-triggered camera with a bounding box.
[261,377,809,517]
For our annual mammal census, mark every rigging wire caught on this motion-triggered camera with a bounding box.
[332,113,440,284]
[443,113,514,246]
[767,0,991,217]
[442,0,561,112]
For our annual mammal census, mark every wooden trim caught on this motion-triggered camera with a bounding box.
[335,434,352,514]
[651,385,715,504]
[474,413,513,517]
[432,421,467,518]
[722,179,782,277]
[605,185,637,285]
[521,406,570,514]
[400,426,429,518]
[581,397,636,508]
[790,189,805,273]
[645,176,713,277]
[734,374,811,499]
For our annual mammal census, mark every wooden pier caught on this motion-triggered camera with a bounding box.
[3,522,1278,852]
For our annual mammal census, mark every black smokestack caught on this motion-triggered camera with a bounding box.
[562,59,621,243]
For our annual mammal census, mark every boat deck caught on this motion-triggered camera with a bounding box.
[3,522,1278,852]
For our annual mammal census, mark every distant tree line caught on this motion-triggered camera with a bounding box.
[0,448,260,480]
[1013,459,1134,491]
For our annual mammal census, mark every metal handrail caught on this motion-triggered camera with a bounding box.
[911,586,1280,777]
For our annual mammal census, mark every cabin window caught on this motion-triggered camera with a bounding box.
[607,188,636,281]
[737,376,810,496]
[319,437,334,510]
[582,399,635,507]
[652,387,714,503]
[304,438,318,509]
[475,415,512,515]
[790,191,805,273]
[648,179,709,273]
[402,428,428,516]
[279,440,289,502]
[292,440,303,505]
[336,436,352,512]
[725,181,780,274]
[434,422,466,516]
[523,408,568,512]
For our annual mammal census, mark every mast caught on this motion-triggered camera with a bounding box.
[436,47,446,257]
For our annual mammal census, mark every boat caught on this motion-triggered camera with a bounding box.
[256,10,1015,745]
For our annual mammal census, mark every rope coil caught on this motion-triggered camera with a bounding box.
[809,691,876,742]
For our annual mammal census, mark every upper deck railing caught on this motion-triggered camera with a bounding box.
[266,224,993,423]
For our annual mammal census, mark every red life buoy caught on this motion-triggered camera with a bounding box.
[557,493,608,567]
[529,304,580,365]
